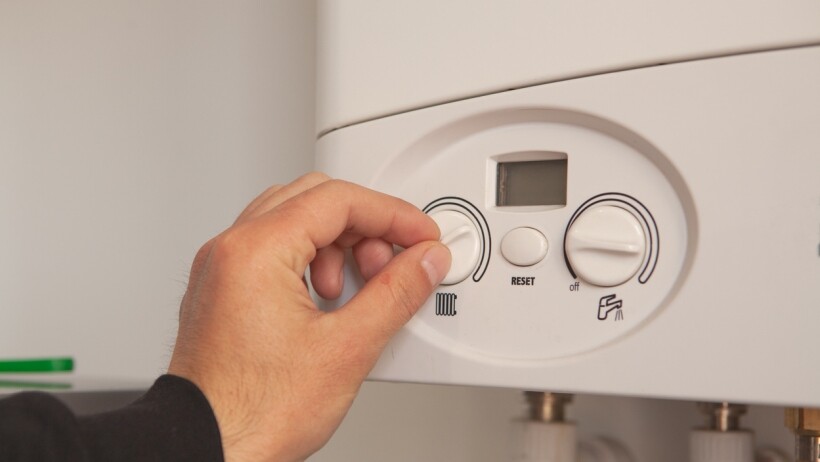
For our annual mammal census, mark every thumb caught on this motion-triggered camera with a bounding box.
[329,241,451,350]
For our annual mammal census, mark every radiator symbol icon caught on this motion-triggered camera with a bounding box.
[435,293,458,316]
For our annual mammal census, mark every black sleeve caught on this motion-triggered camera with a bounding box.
[0,375,224,462]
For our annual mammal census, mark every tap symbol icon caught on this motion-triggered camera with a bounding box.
[598,294,623,321]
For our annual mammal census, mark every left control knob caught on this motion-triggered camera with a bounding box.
[429,210,482,285]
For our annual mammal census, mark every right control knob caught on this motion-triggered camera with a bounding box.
[565,205,647,287]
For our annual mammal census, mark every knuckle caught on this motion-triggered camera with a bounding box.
[320,178,353,194]
[302,171,331,183]
[262,184,284,196]
[191,238,215,274]
[208,228,249,268]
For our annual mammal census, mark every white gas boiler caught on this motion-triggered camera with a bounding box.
[315,0,820,415]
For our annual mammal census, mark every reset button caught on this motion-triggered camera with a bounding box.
[500,227,549,267]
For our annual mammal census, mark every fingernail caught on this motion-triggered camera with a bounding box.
[420,244,451,287]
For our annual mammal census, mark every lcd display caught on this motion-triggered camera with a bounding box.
[496,159,567,206]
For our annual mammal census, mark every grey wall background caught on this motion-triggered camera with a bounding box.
[0,0,315,383]
[0,2,793,461]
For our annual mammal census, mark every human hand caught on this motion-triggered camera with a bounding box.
[168,173,451,462]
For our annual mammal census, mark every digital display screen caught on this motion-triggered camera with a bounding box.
[496,159,567,206]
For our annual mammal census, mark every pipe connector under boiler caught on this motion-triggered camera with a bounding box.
[525,392,574,423]
[785,408,820,462]
[513,392,576,462]
[691,402,754,462]
[697,402,747,432]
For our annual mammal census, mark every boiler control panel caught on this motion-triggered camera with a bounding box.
[362,116,691,362]
[315,46,820,405]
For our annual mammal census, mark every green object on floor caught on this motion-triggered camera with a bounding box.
[0,379,72,390]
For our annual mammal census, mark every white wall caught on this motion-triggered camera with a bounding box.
[0,0,315,384]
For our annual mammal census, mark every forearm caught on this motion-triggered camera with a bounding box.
[0,375,223,462]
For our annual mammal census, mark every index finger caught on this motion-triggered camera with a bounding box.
[255,180,440,272]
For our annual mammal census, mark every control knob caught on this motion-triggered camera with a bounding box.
[429,210,482,285]
[565,205,647,287]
